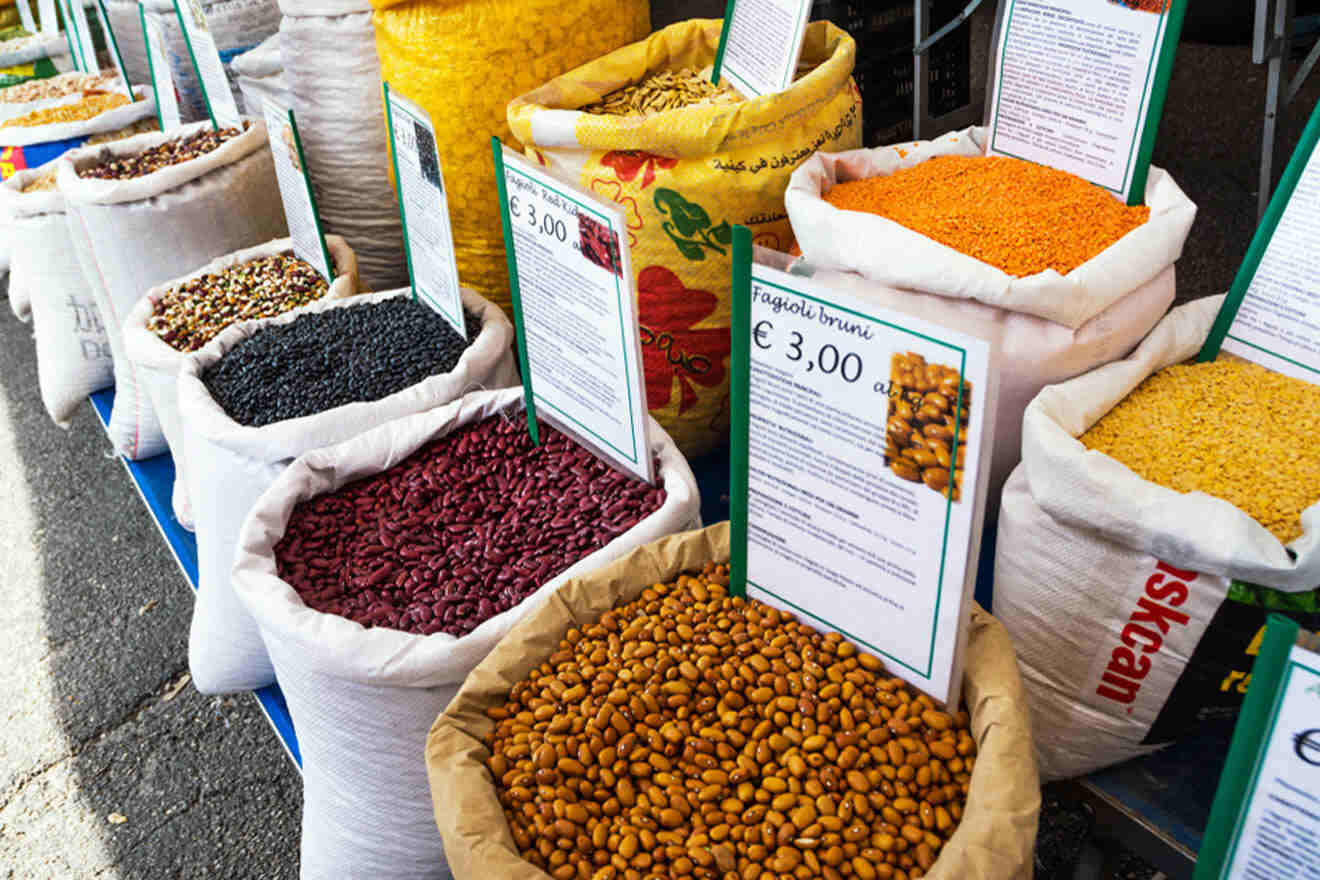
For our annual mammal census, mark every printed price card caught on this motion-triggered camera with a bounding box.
[1201,100,1320,385]
[171,0,240,130]
[139,5,179,131]
[263,99,334,283]
[37,0,57,38]
[67,0,99,74]
[15,0,37,36]
[1197,617,1320,879]
[383,83,465,339]
[95,0,133,99]
[986,0,1188,204]
[493,139,653,486]
[711,0,811,98]
[729,227,994,706]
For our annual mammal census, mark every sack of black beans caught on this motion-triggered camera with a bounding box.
[995,296,1320,780]
[0,159,113,424]
[177,287,518,693]
[57,118,288,460]
[122,236,360,531]
[229,386,702,880]
[424,522,1038,880]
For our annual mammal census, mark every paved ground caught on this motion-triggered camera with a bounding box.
[2,8,1320,879]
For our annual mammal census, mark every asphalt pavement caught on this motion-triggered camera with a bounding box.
[2,11,1320,879]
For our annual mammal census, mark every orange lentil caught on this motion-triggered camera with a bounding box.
[822,155,1151,278]
[0,92,132,129]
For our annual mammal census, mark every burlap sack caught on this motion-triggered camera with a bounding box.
[426,523,1040,880]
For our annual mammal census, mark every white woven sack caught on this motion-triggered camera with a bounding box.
[232,34,291,113]
[2,162,113,422]
[279,9,406,291]
[0,33,70,68]
[995,295,1320,781]
[785,126,1197,329]
[122,235,359,531]
[177,287,519,694]
[58,117,287,460]
[232,387,702,880]
[0,85,155,147]
[1,160,63,320]
[106,0,151,84]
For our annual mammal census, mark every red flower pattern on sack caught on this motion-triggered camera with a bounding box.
[601,150,678,190]
[589,179,644,247]
[637,266,730,414]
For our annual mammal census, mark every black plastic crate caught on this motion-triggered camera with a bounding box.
[813,0,972,146]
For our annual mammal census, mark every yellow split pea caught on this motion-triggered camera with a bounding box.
[1080,357,1320,544]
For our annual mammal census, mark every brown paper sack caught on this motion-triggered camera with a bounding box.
[425,523,1041,880]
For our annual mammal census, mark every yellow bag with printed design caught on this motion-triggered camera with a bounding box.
[507,19,860,458]
[370,0,650,317]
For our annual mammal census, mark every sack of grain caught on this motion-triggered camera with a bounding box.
[995,295,1320,780]
[427,522,1039,880]
[122,235,359,531]
[178,287,518,694]
[277,0,404,291]
[1,158,112,421]
[372,0,650,313]
[783,128,1197,513]
[230,386,701,880]
[507,19,861,458]
[0,84,155,146]
[57,118,287,460]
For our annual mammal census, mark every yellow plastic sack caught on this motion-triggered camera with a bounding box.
[507,20,861,458]
[370,0,650,316]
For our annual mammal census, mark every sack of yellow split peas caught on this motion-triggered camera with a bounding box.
[506,19,863,458]
[995,295,1320,780]
[427,523,1040,880]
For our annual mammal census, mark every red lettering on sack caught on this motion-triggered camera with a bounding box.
[1094,559,1197,708]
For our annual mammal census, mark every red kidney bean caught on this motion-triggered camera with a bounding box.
[273,412,666,637]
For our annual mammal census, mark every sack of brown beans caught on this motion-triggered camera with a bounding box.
[177,287,519,694]
[506,19,861,459]
[783,128,1198,515]
[56,118,287,460]
[424,522,1039,880]
[0,158,113,423]
[277,0,407,291]
[995,295,1320,781]
[228,386,702,879]
[121,236,360,531]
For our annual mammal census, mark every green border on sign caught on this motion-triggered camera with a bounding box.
[60,0,80,70]
[94,0,132,98]
[138,5,163,131]
[1196,614,1308,879]
[711,0,808,96]
[730,234,967,678]
[1201,99,1320,364]
[284,108,335,284]
[710,0,737,86]
[171,0,216,130]
[989,0,1186,205]
[492,137,540,448]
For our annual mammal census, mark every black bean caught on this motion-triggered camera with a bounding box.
[201,298,482,427]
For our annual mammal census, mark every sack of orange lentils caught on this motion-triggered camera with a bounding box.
[782,126,1196,514]
[994,296,1320,780]
[506,19,862,459]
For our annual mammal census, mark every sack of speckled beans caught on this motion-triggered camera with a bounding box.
[994,295,1320,781]
[505,18,862,459]
[228,387,703,879]
[783,128,1198,519]
[55,118,289,460]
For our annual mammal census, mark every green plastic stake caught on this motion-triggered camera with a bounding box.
[491,136,540,448]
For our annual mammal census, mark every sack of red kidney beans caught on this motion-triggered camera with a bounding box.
[229,387,701,880]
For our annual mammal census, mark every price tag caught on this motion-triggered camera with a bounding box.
[383,83,465,339]
[139,5,179,131]
[262,99,334,284]
[15,0,37,36]
[711,0,811,98]
[95,0,132,99]
[729,227,994,706]
[1201,101,1320,386]
[986,0,1188,205]
[493,139,654,486]
[1197,617,1320,879]
[37,0,57,38]
[171,0,240,130]
[66,0,99,73]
